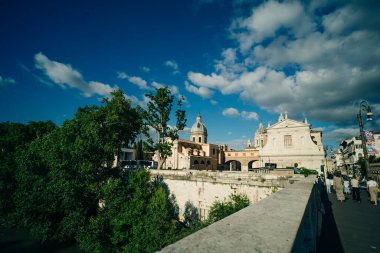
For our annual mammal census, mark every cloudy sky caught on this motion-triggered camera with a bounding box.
[1,0,379,149]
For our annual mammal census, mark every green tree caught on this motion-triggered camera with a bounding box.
[207,194,250,224]
[183,201,200,229]
[76,170,179,253]
[134,139,144,161]
[0,121,56,223]
[12,89,143,243]
[142,87,186,169]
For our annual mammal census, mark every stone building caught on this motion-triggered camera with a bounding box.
[161,113,224,170]
[253,113,325,172]
[160,112,326,173]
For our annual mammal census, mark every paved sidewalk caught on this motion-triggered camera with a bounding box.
[319,189,380,253]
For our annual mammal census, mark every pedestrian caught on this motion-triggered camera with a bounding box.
[343,176,350,195]
[326,176,331,193]
[333,172,345,203]
[367,177,378,206]
[351,176,361,203]
[326,173,333,194]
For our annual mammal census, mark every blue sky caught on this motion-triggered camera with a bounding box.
[1,0,380,150]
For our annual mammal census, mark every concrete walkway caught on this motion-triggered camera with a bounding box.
[318,189,380,253]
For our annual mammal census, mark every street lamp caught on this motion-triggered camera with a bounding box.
[357,100,373,177]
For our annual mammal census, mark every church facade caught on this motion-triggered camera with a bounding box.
[253,113,325,172]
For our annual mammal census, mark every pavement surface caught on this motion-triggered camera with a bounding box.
[318,188,380,253]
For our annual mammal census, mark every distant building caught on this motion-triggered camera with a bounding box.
[160,113,224,170]
[253,113,326,172]
[374,132,380,158]
[338,137,364,173]
[158,112,326,173]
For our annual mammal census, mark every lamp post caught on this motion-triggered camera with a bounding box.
[357,100,373,177]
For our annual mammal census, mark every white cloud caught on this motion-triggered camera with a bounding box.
[34,52,116,97]
[222,107,258,121]
[185,1,380,125]
[185,81,214,99]
[210,99,218,105]
[140,66,150,72]
[222,107,240,117]
[241,111,258,121]
[117,72,151,90]
[232,1,314,51]
[165,60,180,74]
[89,81,117,97]
[0,75,16,86]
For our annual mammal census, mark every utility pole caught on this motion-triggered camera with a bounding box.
[357,100,373,177]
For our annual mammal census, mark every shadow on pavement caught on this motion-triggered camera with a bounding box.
[317,189,344,253]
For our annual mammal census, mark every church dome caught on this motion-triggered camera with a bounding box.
[190,113,207,134]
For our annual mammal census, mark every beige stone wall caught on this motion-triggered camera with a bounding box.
[151,170,292,219]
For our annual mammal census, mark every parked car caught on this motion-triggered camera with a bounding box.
[294,168,318,176]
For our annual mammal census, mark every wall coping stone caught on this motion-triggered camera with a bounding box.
[158,176,316,253]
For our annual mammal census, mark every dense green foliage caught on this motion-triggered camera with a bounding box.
[206,194,250,224]
[76,171,180,252]
[0,121,56,222]
[142,87,186,169]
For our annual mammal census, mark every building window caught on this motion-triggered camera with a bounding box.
[260,140,264,147]
[193,137,195,142]
[284,135,292,147]
[213,148,215,155]
[199,137,202,142]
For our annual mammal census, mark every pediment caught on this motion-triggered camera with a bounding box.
[269,119,309,129]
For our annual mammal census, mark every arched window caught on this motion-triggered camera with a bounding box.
[193,137,195,142]
[206,161,211,165]
[199,137,202,142]
[200,160,205,164]
[194,160,199,164]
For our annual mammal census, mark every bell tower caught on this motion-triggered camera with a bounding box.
[190,113,208,143]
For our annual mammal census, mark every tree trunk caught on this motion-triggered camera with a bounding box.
[158,157,166,170]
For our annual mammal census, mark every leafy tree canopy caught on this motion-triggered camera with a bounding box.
[207,194,250,224]
[141,87,186,169]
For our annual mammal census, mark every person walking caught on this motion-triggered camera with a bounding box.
[326,173,333,193]
[326,177,331,193]
[343,176,351,195]
[333,173,345,203]
[351,176,361,203]
[367,177,378,206]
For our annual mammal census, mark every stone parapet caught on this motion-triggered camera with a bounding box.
[150,169,294,188]
[158,176,320,253]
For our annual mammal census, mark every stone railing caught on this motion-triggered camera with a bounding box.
[158,176,322,253]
